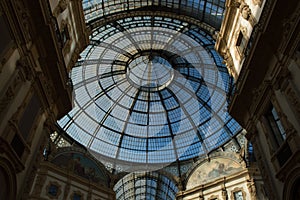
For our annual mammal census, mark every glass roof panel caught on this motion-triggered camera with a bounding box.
[83,0,225,29]
[114,172,178,200]
[58,16,242,172]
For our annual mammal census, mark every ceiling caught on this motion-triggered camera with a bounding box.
[57,0,242,172]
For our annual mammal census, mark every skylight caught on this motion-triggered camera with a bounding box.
[57,16,242,172]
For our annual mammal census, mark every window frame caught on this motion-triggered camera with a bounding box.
[265,105,286,147]
[230,187,246,200]
[236,31,247,55]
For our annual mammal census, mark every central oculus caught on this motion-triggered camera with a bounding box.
[126,53,174,91]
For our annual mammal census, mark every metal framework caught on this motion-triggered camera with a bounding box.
[82,0,226,29]
[57,15,242,172]
[114,172,178,200]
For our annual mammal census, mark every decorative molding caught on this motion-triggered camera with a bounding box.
[234,26,248,59]
[198,188,204,200]
[221,48,237,79]
[0,55,33,118]
[68,42,82,71]
[221,181,228,200]
[61,21,72,55]
[247,178,257,200]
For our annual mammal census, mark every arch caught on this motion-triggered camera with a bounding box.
[50,147,111,187]
[184,152,244,190]
[0,156,17,200]
[283,166,300,200]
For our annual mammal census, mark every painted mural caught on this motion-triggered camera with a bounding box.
[51,152,108,186]
[186,157,242,189]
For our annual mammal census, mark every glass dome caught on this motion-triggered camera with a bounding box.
[114,172,178,200]
[57,15,242,172]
